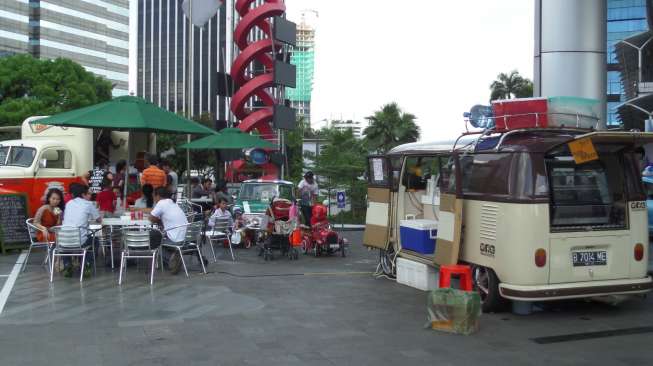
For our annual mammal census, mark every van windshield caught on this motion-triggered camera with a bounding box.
[547,151,631,231]
[0,146,36,167]
[239,183,293,201]
[0,146,8,165]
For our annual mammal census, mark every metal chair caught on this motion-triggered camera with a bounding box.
[97,225,122,269]
[119,226,158,285]
[49,226,87,282]
[24,218,54,273]
[204,216,235,262]
[160,221,207,277]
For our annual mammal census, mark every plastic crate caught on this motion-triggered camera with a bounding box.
[492,97,548,131]
[396,258,439,291]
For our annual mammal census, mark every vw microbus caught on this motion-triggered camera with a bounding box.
[364,128,653,312]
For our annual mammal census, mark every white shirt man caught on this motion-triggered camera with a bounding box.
[63,190,101,243]
[150,191,188,242]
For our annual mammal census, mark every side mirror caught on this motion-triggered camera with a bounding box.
[39,159,47,169]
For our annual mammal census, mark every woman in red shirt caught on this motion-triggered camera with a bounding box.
[96,179,117,216]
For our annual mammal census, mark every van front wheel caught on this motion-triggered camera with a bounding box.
[471,265,507,313]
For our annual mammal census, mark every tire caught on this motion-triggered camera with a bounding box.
[471,265,508,313]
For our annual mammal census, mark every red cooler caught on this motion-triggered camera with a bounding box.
[492,98,548,131]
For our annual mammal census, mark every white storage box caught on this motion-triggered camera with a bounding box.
[396,257,439,291]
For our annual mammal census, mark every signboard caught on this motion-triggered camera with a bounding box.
[568,138,598,164]
[0,192,30,254]
[337,191,346,209]
[248,149,270,165]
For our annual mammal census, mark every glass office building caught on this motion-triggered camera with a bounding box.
[607,0,650,125]
[0,0,130,96]
[136,0,230,121]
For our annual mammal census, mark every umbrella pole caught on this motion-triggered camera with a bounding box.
[124,133,130,209]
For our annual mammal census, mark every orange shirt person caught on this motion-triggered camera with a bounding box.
[141,156,167,189]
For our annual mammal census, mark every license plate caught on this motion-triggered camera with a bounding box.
[329,244,340,249]
[572,251,607,266]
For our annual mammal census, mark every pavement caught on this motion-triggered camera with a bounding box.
[0,232,651,366]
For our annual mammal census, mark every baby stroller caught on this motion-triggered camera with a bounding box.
[259,198,299,261]
[301,204,347,257]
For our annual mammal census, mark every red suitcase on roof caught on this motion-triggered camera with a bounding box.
[492,97,548,131]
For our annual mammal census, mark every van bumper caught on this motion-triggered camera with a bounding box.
[499,277,653,302]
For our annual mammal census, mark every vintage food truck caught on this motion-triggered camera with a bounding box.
[0,117,149,215]
[364,99,653,312]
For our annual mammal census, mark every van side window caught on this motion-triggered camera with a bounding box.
[402,156,440,191]
[438,156,456,194]
[461,153,512,196]
[42,150,72,169]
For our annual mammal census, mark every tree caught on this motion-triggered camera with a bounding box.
[363,103,420,154]
[489,70,533,101]
[285,117,314,184]
[310,128,368,223]
[156,112,217,180]
[0,54,112,127]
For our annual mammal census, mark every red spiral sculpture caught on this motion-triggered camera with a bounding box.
[229,0,286,180]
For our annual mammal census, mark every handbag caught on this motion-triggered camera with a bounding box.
[230,230,242,245]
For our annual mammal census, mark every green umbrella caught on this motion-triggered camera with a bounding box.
[32,95,216,135]
[179,128,277,149]
[32,95,216,206]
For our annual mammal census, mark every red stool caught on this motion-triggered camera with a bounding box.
[439,264,473,291]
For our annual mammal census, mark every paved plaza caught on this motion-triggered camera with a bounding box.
[0,232,652,366]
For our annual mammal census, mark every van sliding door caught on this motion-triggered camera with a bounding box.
[363,156,392,250]
[434,154,464,266]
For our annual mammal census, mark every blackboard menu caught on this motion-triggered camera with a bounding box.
[0,193,30,247]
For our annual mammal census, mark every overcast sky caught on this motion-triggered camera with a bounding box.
[285,0,535,140]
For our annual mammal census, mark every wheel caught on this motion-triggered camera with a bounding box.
[471,265,508,313]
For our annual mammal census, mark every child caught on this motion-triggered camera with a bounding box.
[232,206,253,248]
[96,178,116,216]
[208,197,233,227]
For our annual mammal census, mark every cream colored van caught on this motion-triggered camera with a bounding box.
[364,129,653,312]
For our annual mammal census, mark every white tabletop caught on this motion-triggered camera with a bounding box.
[101,218,152,227]
[190,197,213,203]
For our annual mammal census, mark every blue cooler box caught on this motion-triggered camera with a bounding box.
[400,219,438,254]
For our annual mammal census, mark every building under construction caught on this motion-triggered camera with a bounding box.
[287,11,316,125]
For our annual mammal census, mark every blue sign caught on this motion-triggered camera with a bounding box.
[336,191,346,209]
[248,148,269,165]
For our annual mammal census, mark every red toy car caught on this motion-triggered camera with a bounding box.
[302,204,347,257]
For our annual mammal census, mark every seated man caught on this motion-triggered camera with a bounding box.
[149,187,189,274]
[61,184,101,277]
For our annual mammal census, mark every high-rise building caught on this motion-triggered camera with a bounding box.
[614,0,652,130]
[607,0,650,126]
[135,0,231,121]
[331,120,364,139]
[286,11,316,125]
[0,0,130,96]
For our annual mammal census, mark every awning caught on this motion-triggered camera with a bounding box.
[617,93,653,130]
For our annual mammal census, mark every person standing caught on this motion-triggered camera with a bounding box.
[214,180,233,205]
[298,171,319,226]
[161,160,178,196]
[96,179,117,216]
[141,155,167,189]
[112,160,127,196]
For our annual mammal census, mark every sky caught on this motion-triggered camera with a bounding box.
[285,0,535,141]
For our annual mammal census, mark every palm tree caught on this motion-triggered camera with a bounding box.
[363,102,420,154]
[489,70,533,101]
